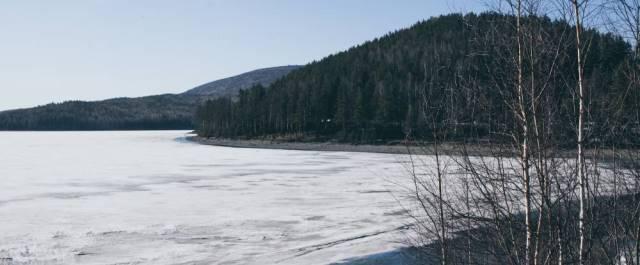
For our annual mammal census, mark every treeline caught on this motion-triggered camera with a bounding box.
[0,94,201,130]
[195,13,637,144]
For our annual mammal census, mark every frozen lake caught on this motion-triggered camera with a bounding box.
[0,131,412,265]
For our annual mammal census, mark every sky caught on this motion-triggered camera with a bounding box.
[0,0,486,111]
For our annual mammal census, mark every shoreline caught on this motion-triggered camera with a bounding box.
[186,136,511,156]
[187,136,636,162]
[187,136,417,154]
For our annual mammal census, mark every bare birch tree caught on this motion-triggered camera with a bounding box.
[569,1,588,264]
[403,1,640,264]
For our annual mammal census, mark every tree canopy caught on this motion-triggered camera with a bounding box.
[195,13,635,144]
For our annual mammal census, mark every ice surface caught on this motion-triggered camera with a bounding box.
[0,131,414,265]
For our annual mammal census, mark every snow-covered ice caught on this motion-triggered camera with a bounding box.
[0,131,414,265]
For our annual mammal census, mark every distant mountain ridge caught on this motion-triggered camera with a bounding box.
[0,66,300,130]
[183,65,301,96]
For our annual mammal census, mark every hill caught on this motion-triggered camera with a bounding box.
[0,66,298,130]
[195,13,634,144]
[183,65,301,97]
[0,95,199,130]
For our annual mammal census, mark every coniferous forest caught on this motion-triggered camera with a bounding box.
[195,13,637,145]
[0,95,199,130]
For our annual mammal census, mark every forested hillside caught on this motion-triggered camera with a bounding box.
[0,66,297,130]
[0,95,199,130]
[195,13,635,144]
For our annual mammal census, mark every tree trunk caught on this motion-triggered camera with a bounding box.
[515,1,533,263]
[572,1,587,264]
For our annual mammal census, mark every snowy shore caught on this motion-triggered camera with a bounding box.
[189,136,632,162]
[188,136,415,154]
[187,136,501,156]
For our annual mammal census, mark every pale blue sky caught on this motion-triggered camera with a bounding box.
[0,0,486,111]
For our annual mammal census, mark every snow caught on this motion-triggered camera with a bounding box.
[0,131,415,265]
